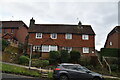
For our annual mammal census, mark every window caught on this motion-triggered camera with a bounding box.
[36,33,42,38]
[33,46,41,51]
[42,45,49,52]
[82,35,89,40]
[50,45,57,51]
[83,47,89,53]
[109,42,112,46]
[42,45,58,52]
[65,33,72,39]
[11,29,14,33]
[63,47,72,53]
[51,33,57,39]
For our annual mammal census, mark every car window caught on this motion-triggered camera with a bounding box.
[62,65,78,70]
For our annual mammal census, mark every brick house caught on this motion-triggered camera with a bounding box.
[104,26,120,48]
[0,21,28,44]
[28,18,96,59]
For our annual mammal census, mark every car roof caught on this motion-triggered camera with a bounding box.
[60,63,81,66]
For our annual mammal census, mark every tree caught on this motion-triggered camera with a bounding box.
[70,50,80,63]
[60,50,70,63]
[49,51,60,64]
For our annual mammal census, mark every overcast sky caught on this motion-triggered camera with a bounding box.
[0,0,119,51]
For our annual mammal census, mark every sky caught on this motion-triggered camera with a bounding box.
[0,0,120,51]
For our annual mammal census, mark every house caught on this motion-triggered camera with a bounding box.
[104,26,120,48]
[0,21,28,44]
[28,18,96,59]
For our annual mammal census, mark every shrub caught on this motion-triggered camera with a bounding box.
[70,50,80,63]
[32,59,49,68]
[19,55,29,65]
[32,53,41,59]
[49,51,60,64]
[60,50,70,63]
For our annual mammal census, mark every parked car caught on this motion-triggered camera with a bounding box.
[53,63,104,80]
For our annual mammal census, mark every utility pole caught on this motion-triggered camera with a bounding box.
[29,44,32,69]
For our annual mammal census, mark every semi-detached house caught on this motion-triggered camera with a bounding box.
[28,18,96,59]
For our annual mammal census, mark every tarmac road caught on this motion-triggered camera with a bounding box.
[2,73,50,80]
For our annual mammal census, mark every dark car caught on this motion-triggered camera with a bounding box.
[53,63,104,80]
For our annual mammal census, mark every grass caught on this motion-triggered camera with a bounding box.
[1,63,40,77]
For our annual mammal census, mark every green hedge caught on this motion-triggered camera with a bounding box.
[101,48,120,57]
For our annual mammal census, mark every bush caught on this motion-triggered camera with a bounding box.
[110,64,118,71]
[60,50,70,63]
[32,59,49,68]
[19,55,29,65]
[49,51,60,64]
[70,50,80,63]
[32,53,41,59]
[2,39,10,51]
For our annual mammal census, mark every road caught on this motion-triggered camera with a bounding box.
[2,73,50,80]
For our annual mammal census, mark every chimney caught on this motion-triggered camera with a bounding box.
[78,21,83,29]
[29,17,35,27]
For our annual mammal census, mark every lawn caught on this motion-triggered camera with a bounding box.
[1,63,40,77]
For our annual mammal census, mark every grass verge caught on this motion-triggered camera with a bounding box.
[1,63,40,77]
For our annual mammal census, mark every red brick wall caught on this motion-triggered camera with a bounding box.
[28,33,95,47]
[28,33,95,56]
[16,26,28,43]
[105,33,119,48]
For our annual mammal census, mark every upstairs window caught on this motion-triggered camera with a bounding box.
[65,33,72,39]
[51,33,57,39]
[82,35,89,40]
[36,33,42,39]
[83,47,89,53]
[109,42,112,46]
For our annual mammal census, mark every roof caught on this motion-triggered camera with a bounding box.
[108,26,120,36]
[2,33,18,40]
[1,21,28,29]
[28,24,95,35]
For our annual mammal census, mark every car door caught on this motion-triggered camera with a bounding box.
[77,67,93,80]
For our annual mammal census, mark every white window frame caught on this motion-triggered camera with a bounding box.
[42,45,49,52]
[50,45,58,51]
[83,47,89,53]
[82,35,89,40]
[42,45,58,52]
[33,46,41,52]
[65,33,72,39]
[50,33,57,39]
[36,33,42,39]
[63,47,72,53]
[109,42,112,46]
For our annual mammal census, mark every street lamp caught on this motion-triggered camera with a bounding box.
[29,44,32,69]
